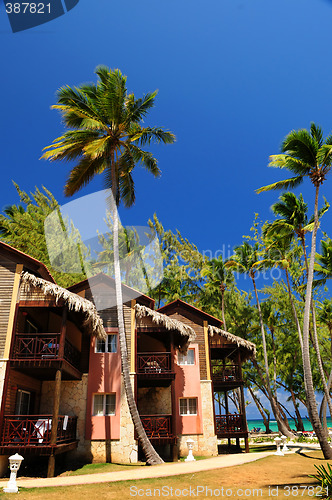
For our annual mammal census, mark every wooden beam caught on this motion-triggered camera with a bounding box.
[130,299,136,373]
[47,368,62,477]
[58,307,67,359]
[203,320,211,381]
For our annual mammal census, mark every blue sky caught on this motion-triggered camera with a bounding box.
[1,0,332,419]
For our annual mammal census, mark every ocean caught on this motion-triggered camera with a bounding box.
[247,418,332,432]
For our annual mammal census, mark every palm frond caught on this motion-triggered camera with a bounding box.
[64,155,107,196]
[256,176,304,193]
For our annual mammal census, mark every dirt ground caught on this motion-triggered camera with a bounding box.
[1,449,331,500]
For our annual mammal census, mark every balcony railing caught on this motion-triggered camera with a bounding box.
[211,363,241,383]
[140,414,173,439]
[1,415,77,446]
[215,414,246,435]
[13,334,80,370]
[137,353,172,374]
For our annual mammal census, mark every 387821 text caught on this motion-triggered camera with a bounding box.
[5,3,51,14]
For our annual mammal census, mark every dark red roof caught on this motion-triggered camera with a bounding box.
[67,272,155,308]
[0,241,55,283]
[158,299,222,327]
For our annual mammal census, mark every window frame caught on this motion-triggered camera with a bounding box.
[95,334,117,354]
[177,348,195,366]
[179,397,197,416]
[15,389,31,415]
[93,393,116,416]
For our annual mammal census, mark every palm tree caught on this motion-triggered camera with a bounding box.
[42,66,175,465]
[201,256,233,329]
[257,122,332,458]
[226,241,293,436]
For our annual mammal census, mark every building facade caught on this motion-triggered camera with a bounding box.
[0,243,256,476]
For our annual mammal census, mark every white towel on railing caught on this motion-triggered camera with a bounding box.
[63,415,68,430]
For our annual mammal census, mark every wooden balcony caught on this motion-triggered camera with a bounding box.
[140,414,176,444]
[215,414,247,438]
[0,415,78,455]
[211,363,242,389]
[10,334,81,380]
[137,353,175,386]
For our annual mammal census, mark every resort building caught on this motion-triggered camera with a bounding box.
[0,242,256,476]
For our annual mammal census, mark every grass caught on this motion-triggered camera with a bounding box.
[0,449,330,500]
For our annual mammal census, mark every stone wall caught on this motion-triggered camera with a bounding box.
[138,386,172,415]
[86,374,137,464]
[177,380,218,457]
[40,374,89,458]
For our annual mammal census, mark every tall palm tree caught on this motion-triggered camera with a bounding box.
[226,241,293,436]
[263,197,332,422]
[201,256,233,329]
[257,122,332,458]
[42,66,175,465]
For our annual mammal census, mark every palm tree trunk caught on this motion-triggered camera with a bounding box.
[300,233,332,427]
[251,275,294,437]
[285,269,303,352]
[319,368,332,438]
[302,184,332,459]
[290,388,305,432]
[110,165,163,465]
[221,284,227,330]
[247,386,271,433]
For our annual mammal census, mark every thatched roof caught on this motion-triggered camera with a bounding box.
[135,303,196,347]
[20,272,106,339]
[208,325,256,359]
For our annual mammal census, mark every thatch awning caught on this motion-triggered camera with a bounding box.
[135,303,196,351]
[208,325,256,359]
[20,272,106,339]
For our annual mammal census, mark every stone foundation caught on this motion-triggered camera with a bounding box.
[40,374,89,459]
[177,380,218,458]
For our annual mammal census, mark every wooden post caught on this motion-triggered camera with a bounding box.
[170,333,178,461]
[47,308,67,477]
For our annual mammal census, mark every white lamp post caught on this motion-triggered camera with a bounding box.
[3,454,24,493]
[281,435,289,453]
[274,437,284,456]
[185,438,196,462]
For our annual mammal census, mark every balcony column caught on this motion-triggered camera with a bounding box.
[47,307,67,478]
[170,333,178,461]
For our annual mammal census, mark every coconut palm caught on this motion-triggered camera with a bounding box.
[257,122,332,458]
[42,66,175,465]
[201,256,233,329]
[264,191,332,424]
[226,241,293,436]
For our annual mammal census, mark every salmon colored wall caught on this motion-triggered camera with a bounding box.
[85,328,121,440]
[174,344,203,435]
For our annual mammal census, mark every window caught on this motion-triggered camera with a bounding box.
[178,349,195,365]
[95,334,117,353]
[93,394,116,416]
[179,398,197,415]
[15,390,31,415]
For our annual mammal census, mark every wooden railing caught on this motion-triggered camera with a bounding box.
[13,334,80,370]
[137,353,172,374]
[211,363,241,383]
[215,414,245,434]
[140,414,173,439]
[1,415,77,446]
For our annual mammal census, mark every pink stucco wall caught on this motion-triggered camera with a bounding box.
[85,328,121,440]
[174,344,203,435]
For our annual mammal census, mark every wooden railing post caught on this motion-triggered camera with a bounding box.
[47,308,67,478]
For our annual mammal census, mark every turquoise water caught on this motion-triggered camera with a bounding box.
[247,418,332,432]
